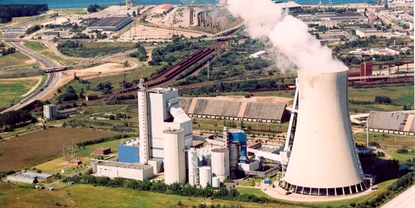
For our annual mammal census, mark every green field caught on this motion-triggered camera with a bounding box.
[63,184,302,208]
[354,132,415,149]
[41,51,76,65]
[34,157,91,175]
[0,77,41,109]
[23,41,47,51]
[75,138,135,157]
[0,51,34,71]
[384,150,415,165]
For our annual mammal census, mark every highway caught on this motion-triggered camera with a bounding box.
[1,42,62,114]
[7,42,60,68]
[382,184,415,208]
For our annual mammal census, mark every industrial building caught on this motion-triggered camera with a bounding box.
[43,104,57,119]
[2,28,25,32]
[179,98,289,123]
[20,172,52,180]
[152,4,173,14]
[91,160,153,181]
[163,128,186,185]
[88,16,133,31]
[282,71,367,196]
[6,175,37,184]
[118,138,140,163]
[93,147,111,155]
[43,105,77,119]
[367,111,415,135]
[138,86,192,163]
[249,51,267,58]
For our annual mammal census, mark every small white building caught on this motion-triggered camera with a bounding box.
[94,161,153,181]
[43,104,57,119]
[249,51,267,58]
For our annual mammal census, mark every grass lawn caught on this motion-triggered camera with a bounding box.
[0,51,33,71]
[23,41,47,51]
[239,180,397,208]
[0,182,75,208]
[40,51,75,65]
[384,150,415,165]
[64,184,303,208]
[354,132,415,149]
[34,157,91,175]
[0,76,41,109]
[0,128,118,172]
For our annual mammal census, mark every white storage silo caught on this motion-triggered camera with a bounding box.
[163,128,186,185]
[211,148,230,182]
[188,148,199,186]
[284,71,366,196]
[212,176,220,188]
[199,166,212,188]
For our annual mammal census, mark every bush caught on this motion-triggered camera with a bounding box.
[375,96,392,104]
[397,148,409,154]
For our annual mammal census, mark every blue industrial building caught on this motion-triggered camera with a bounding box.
[229,130,248,163]
[118,144,140,163]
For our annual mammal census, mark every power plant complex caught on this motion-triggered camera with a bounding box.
[91,71,373,197]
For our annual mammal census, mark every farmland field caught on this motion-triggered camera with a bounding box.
[0,51,34,71]
[0,128,118,172]
[0,76,42,109]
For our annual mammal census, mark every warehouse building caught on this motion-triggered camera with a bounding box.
[152,4,173,14]
[7,175,38,184]
[179,98,289,123]
[20,172,52,180]
[88,16,133,31]
[2,27,25,33]
[91,160,153,181]
[93,147,111,155]
[367,111,415,135]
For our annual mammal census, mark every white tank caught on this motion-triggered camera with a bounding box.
[188,148,199,186]
[163,129,186,185]
[229,142,239,179]
[91,160,98,173]
[211,148,230,182]
[284,71,365,196]
[212,176,220,188]
[198,166,212,188]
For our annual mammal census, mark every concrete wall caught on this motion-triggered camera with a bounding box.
[96,164,153,181]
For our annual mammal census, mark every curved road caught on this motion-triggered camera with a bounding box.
[7,42,60,68]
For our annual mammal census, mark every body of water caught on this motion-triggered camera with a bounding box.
[1,0,377,9]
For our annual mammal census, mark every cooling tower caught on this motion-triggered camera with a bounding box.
[284,71,366,196]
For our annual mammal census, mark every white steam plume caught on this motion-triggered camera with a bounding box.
[227,0,348,73]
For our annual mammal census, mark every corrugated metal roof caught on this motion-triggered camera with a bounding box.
[368,111,414,132]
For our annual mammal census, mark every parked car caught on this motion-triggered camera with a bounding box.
[68,181,75,185]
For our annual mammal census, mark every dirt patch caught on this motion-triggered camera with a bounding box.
[40,62,137,100]
[0,128,118,172]
[20,76,42,97]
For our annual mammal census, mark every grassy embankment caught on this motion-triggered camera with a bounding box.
[0,128,118,172]
[0,77,43,109]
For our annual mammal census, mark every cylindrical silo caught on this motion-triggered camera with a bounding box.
[229,142,239,179]
[211,148,230,182]
[284,71,366,196]
[188,148,199,186]
[91,160,98,173]
[212,176,220,188]
[163,128,186,185]
[199,166,212,188]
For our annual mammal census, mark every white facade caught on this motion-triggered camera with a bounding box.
[211,148,230,182]
[199,166,212,188]
[163,129,186,185]
[138,87,192,162]
[96,161,153,181]
[239,160,260,171]
[212,176,220,188]
[284,71,365,195]
[188,148,199,186]
[43,104,57,119]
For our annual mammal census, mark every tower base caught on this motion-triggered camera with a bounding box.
[280,181,369,196]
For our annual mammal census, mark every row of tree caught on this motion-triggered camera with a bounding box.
[0,4,48,23]
[75,134,129,148]
[0,110,36,129]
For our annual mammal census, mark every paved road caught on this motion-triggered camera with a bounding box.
[382,184,415,208]
[7,42,59,68]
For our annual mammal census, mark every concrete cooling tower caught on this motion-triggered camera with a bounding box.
[283,70,366,196]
